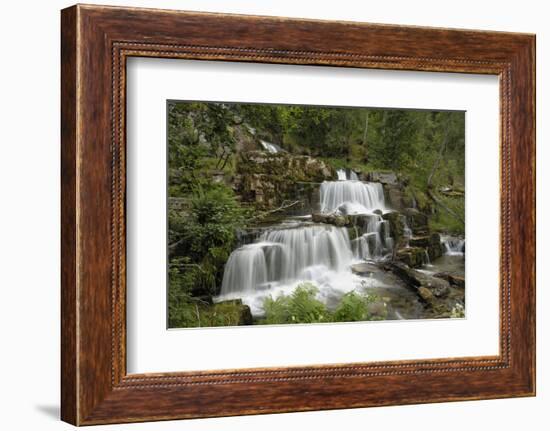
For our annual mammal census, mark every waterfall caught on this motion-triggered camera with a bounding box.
[402,215,412,247]
[336,168,359,181]
[442,236,465,256]
[336,169,347,181]
[320,181,386,215]
[260,139,280,154]
[218,169,395,316]
[352,215,393,260]
[220,242,272,296]
[220,224,354,297]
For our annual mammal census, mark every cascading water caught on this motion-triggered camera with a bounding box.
[218,224,360,314]
[352,215,393,260]
[336,168,347,181]
[218,169,394,315]
[260,139,280,154]
[320,175,392,260]
[320,181,386,215]
[402,215,412,247]
[220,224,353,296]
[441,236,465,256]
[336,168,359,181]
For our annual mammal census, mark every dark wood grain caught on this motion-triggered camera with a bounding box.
[61,4,536,425]
[60,6,78,425]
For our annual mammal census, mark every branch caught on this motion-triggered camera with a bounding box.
[426,189,465,225]
[168,238,186,254]
[249,200,301,221]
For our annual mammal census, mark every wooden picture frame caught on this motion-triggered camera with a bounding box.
[61,4,535,425]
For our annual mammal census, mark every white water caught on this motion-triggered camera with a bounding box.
[352,215,393,260]
[320,181,386,215]
[218,224,368,315]
[336,168,359,181]
[260,139,280,154]
[336,169,347,181]
[442,236,465,256]
[402,215,413,247]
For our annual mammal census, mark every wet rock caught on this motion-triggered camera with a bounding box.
[403,208,429,233]
[382,211,406,243]
[384,185,407,210]
[430,233,442,245]
[387,261,451,303]
[396,247,427,268]
[409,235,431,248]
[367,301,388,319]
[347,226,361,241]
[427,243,445,261]
[434,272,465,289]
[347,214,375,228]
[365,171,399,185]
[351,262,382,276]
[312,213,349,227]
[418,287,434,303]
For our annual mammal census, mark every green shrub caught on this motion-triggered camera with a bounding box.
[332,291,375,322]
[263,283,331,324]
[262,284,382,325]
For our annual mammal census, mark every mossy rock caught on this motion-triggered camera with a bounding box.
[312,213,349,227]
[403,208,428,231]
[382,211,406,243]
[396,247,427,268]
[209,300,253,326]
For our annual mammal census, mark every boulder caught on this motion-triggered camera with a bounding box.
[348,214,377,228]
[384,185,407,210]
[312,213,349,227]
[434,272,465,289]
[409,235,431,248]
[366,300,388,319]
[382,211,406,243]
[365,171,399,185]
[427,243,445,261]
[387,261,451,303]
[402,207,429,235]
[351,262,382,276]
[418,287,434,303]
[213,300,253,325]
[396,247,427,268]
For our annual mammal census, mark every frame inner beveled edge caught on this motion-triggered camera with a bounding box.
[111,41,512,387]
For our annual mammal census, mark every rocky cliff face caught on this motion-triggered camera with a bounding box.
[233,151,334,212]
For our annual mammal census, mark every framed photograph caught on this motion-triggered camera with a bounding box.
[61,4,535,425]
